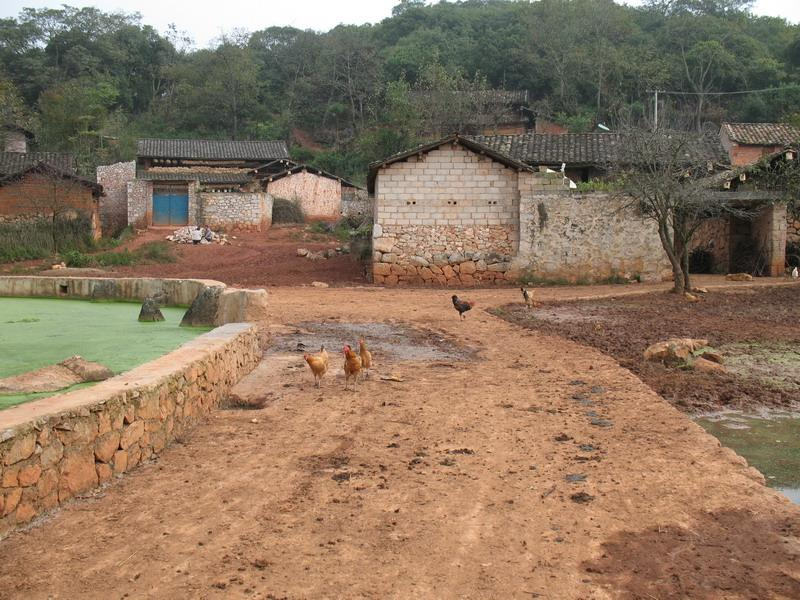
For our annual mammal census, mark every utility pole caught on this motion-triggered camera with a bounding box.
[653,89,658,131]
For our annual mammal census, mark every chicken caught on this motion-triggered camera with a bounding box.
[451,295,475,320]
[343,344,362,391]
[359,338,372,379]
[303,345,329,388]
[520,286,534,309]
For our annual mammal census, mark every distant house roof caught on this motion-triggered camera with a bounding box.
[721,122,800,146]
[470,132,729,168]
[0,152,77,177]
[0,160,102,196]
[367,133,535,193]
[136,171,254,184]
[1,123,35,139]
[137,139,289,161]
[263,164,363,189]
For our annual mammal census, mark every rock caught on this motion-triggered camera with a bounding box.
[181,285,223,327]
[311,281,329,288]
[373,237,395,253]
[37,469,58,498]
[726,273,753,281]
[692,356,727,374]
[17,464,41,487]
[0,365,81,395]
[94,432,121,463]
[408,256,430,267]
[112,450,128,474]
[684,292,699,302]
[60,356,113,382]
[459,261,477,275]
[323,249,338,259]
[488,262,509,272]
[699,350,724,364]
[58,447,98,501]
[373,262,391,276]
[644,338,709,365]
[296,248,309,257]
[432,253,449,266]
[96,463,113,484]
[119,421,144,450]
[448,253,465,265]
[4,488,21,516]
[476,260,488,272]
[382,253,398,264]
[2,434,36,466]
[442,265,455,279]
[692,287,709,294]
[372,223,383,238]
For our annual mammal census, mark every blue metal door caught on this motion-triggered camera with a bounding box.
[153,192,188,226]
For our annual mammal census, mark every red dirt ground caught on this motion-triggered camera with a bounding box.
[498,285,800,412]
[1,282,800,598]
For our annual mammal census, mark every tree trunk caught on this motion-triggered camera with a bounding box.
[657,219,684,293]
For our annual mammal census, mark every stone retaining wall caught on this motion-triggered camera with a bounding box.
[0,323,260,539]
[341,188,370,219]
[787,215,800,244]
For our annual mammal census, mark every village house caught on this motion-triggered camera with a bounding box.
[720,122,800,167]
[369,133,671,286]
[260,163,367,220]
[0,126,103,238]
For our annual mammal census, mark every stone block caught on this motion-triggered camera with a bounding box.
[3,488,21,516]
[37,469,58,498]
[96,463,113,484]
[17,463,41,487]
[119,421,144,450]
[373,263,391,276]
[94,432,120,463]
[40,440,64,469]
[112,450,128,474]
[58,447,97,501]
[2,433,36,466]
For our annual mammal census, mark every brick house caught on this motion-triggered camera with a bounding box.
[0,150,103,238]
[369,134,671,286]
[261,164,366,220]
[720,122,800,167]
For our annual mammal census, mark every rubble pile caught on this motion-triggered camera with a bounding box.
[296,245,350,260]
[166,226,231,245]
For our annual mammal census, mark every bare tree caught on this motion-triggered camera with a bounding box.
[19,163,96,250]
[614,127,755,293]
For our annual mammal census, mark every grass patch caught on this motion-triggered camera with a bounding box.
[60,241,175,269]
[0,216,94,263]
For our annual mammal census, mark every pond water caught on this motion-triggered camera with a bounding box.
[0,297,210,409]
[696,412,800,503]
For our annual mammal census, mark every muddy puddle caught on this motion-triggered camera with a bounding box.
[696,412,800,503]
[269,321,475,362]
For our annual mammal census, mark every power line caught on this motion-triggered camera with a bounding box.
[647,85,800,97]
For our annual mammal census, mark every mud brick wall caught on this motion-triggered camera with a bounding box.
[267,172,342,219]
[96,161,135,236]
[0,323,260,539]
[372,144,520,286]
[515,188,671,283]
[752,203,787,276]
[200,192,272,231]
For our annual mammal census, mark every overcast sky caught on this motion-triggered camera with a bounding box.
[1,0,797,48]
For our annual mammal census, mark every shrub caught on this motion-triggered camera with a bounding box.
[60,249,93,268]
[96,249,136,266]
[272,198,305,223]
[0,215,93,263]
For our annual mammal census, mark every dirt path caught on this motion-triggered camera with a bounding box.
[2,281,800,599]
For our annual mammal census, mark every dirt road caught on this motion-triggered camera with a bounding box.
[2,281,800,599]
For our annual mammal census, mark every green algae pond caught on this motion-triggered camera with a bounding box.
[697,412,800,504]
[0,297,211,409]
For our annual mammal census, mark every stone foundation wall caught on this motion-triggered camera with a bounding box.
[0,322,260,539]
[515,190,670,283]
[127,179,152,229]
[96,161,135,236]
[267,172,341,219]
[200,192,272,231]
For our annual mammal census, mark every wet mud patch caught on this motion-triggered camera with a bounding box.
[584,509,800,599]
[269,321,477,362]
[494,285,800,412]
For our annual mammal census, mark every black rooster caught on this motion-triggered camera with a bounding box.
[451,295,475,320]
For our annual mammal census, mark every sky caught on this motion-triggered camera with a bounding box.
[0,0,797,48]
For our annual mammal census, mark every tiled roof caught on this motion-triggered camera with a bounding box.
[469,132,729,167]
[137,139,289,161]
[137,171,254,184]
[722,122,800,146]
[0,152,77,177]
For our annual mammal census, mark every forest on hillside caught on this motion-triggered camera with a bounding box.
[1,0,799,182]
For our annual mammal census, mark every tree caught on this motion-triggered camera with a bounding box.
[615,126,754,293]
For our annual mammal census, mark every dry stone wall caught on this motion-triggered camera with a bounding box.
[96,161,135,236]
[0,323,260,539]
[341,188,370,219]
[787,215,800,244]
[372,144,520,286]
[127,179,152,229]
[200,192,272,231]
